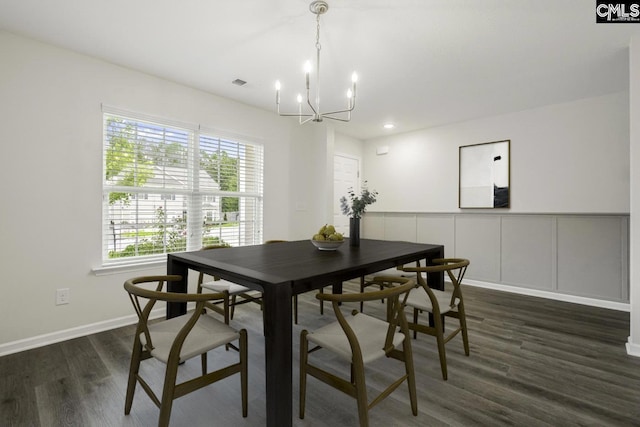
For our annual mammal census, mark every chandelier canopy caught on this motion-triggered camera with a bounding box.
[275,1,357,124]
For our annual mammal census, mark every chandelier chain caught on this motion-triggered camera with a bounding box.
[316,13,322,51]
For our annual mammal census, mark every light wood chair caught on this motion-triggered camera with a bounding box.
[400,258,470,380]
[299,277,418,427]
[196,244,262,325]
[123,275,248,427]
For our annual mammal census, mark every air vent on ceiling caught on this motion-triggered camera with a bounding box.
[232,79,247,86]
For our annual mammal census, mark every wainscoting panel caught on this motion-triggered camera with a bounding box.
[362,212,629,304]
[454,215,502,282]
[557,216,627,301]
[500,215,555,291]
[416,214,455,257]
[363,213,385,239]
[383,213,417,242]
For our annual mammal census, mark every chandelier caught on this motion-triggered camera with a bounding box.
[275,1,357,124]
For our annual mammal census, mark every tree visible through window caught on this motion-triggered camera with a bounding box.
[102,109,263,264]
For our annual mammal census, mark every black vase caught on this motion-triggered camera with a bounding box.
[349,217,360,247]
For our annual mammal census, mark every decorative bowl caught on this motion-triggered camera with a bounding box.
[311,239,344,251]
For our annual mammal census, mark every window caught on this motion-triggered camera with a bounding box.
[102,108,263,265]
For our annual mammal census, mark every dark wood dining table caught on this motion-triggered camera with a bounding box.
[166,238,444,427]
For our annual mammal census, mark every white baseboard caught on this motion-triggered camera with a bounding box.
[464,279,630,312]
[0,308,165,357]
[627,337,640,357]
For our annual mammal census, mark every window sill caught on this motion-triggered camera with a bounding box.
[92,257,167,276]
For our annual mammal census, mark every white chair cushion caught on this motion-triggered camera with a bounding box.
[201,280,253,295]
[141,313,239,364]
[405,287,459,314]
[372,266,408,276]
[367,268,415,284]
[307,313,405,364]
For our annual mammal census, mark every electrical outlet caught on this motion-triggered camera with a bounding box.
[56,288,70,305]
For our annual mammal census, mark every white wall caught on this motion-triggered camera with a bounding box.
[0,31,325,351]
[362,92,630,214]
[288,126,366,239]
[334,131,364,162]
[629,38,640,356]
[287,124,332,239]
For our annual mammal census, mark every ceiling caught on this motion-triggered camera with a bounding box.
[1,0,639,140]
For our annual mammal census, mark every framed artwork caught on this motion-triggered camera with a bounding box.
[459,140,510,209]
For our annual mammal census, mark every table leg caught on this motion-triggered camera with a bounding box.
[425,247,445,327]
[331,282,343,294]
[166,257,188,318]
[263,284,293,427]
[427,246,445,291]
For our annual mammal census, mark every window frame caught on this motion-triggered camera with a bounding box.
[100,106,264,268]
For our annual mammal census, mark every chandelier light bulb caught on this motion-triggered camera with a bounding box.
[275,81,281,91]
[297,94,303,103]
[352,72,358,83]
[304,61,312,73]
[347,89,353,98]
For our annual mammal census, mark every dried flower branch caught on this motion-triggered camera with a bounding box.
[339,182,378,219]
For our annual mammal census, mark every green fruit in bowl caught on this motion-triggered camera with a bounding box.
[328,233,343,241]
[312,224,344,242]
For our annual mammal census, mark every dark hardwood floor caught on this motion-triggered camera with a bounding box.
[2,280,640,426]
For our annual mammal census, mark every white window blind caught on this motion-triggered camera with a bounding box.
[102,109,263,265]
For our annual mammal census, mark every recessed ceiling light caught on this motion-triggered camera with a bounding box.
[383,123,395,129]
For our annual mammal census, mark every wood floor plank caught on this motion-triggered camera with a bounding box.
[0,353,41,426]
[35,376,90,427]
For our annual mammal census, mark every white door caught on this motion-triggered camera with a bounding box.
[333,154,360,236]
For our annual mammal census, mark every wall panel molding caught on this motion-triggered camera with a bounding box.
[364,212,629,307]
